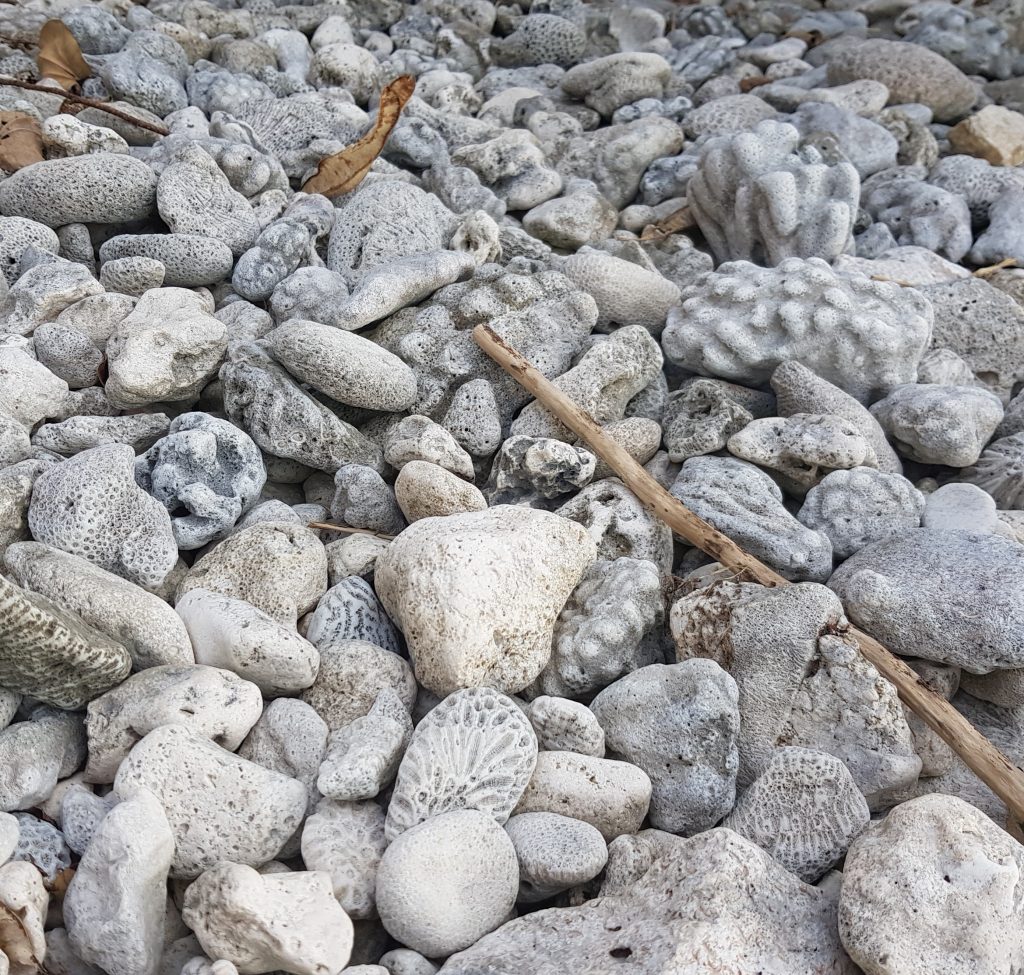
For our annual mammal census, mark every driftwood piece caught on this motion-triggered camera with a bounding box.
[472,321,1024,830]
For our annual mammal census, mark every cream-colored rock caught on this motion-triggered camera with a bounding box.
[949,106,1024,167]
[0,860,48,975]
[839,794,1024,975]
[114,725,308,878]
[513,751,651,841]
[393,462,486,523]
[374,506,596,697]
[175,589,319,695]
[182,863,353,975]
[64,791,174,975]
[176,524,328,624]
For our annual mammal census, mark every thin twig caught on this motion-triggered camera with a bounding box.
[974,257,1019,278]
[308,521,395,541]
[472,321,1024,833]
[0,76,170,135]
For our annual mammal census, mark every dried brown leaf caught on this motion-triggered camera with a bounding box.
[302,75,416,198]
[739,75,772,93]
[47,866,75,897]
[37,19,90,92]
[640,204,694,241]
[0,111,43,172]
[785,28,825,49]
[0,900,44,975]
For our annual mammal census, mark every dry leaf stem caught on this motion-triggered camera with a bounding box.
[0,77,170,135]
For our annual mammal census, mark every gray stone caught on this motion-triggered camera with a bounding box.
[505,812,608,903]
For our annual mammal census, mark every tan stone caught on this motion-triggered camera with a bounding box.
[949,105,1024,166]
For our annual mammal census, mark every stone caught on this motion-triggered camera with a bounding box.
[869,384,1004,467]
[266,320,417,413]
[0,154,157,227]
[723,747,870,883]
[661,378,761,463]
[84,663,262,783]
[829,529,1024,673]
[3,542,193,671]
[305,577,401,657]
[300,798,386,921]
[0,346,68,427]
[963,433,1024,510]
[688,120,859,265]
[949,106,1024,167]
[113,725,308,878]
[182,864,353,975]
[2,260,103,336]
[513,751,652,841]
[839,795,1024,975]
[526,697,605,757]
[386,686,536,840]
[798,469,925,559]
[105,289,227,410]
[394,461,487,522]
[100,234,234,288]
[663,258,932,405]
[0,217,59,286]
[505,812,608,902]
[0,710,83,812]
[592,661,739,835]
[0,573,131,710]
[922,482,1012,535]
[483,436,595,506]
[375,810,519,957]
[221,342,384,474]
[176,523,327,625]
[99,257,165,297]
[32,415,171,457]
[316,690,411,802]
[561,53,671,118]
[176,589,318,696]
[135,412,266,550]
[522,183,617,250]
[671,456,833,582]
[299,640,416,732]
[64,791,174,975]
[441,828,853,975]
[375,506,596,697]
[330,465,405,537]
[9,812,70,883]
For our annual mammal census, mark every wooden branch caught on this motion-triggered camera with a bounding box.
[308,521,395,541]
[0,77,170,135]
[472,321,1024,831]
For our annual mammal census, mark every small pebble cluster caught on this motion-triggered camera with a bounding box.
[2,0,1024,973]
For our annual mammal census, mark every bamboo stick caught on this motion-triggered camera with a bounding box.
[472,321,1024,830]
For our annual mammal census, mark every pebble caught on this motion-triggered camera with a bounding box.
[0,2,1022,965]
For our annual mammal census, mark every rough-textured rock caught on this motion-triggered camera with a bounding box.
[505,812,608,902]
[375,506,596,697]
[829,529,1024,672]
[386,687,537,840]
[526,697,605,757]
[839,795,1024,975]
[962,433,1024,510]
[113,725,308,878]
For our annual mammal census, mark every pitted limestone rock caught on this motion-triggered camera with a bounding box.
[305,576,402,657]
[689,120,859,265]
[671,456,833,582]
[525,697,605,757]
[28,444,178,591]
[663,257,933,404]
[135,413,266,550]
[484,435,596,506]
[561,53,672,119]
[661,378,769,463]
[798,469,925,559]
[962,433,1024,510]
[375,506,596,697]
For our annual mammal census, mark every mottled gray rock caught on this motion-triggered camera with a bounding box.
[592,661,740,835]
[661,378,766,463]
[386,687,537,840]
[99,257,164,297]
[299,796,385,923]
[672,456,833,581]
[0,155,157,227]
[962,433,1024,510]
[689,120,859,265]
[505,812,608,902]
[869,384,1004,467]
[382,415,475,479]
[0,711,86,811]
[32,415,170,457]
[10,812,71,883]
[136,412,266,549]
[330,465,405,537]
[394,460,488,522]
[4,541,192,671]
[798,469,925,559]
[561,53,671,118]
[114,725,307,878]
[0,218,59,286]
[100,234,234,288]
[221,342,384,474]
[1,259,103,337]
[922,482,1010,536]
[829,529,1024,672]
[305,577,402,657]
[664,258,932,404]
[484,435,595,506]
[0,346,68,427]
[99,31,188,117]
[526,697,605,757]
[28,444,177,590]
[441,828,851,975]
